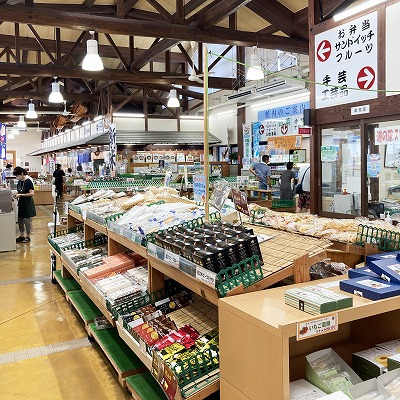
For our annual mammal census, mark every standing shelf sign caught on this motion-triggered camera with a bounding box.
[315,12,378,109]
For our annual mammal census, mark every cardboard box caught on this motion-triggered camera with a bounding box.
[387,353,400,371]
[369,259,400,285]
[339,277,400,300]
[352,347,394,377]
[348,378,393,400]
[306,348,362,395]
[348,266,380,280]
[289,379,326,400]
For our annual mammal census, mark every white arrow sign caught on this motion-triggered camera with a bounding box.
[317,40,331,62]
[357,67,375,90]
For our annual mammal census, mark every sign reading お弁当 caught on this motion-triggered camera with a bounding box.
[315,12,378,109]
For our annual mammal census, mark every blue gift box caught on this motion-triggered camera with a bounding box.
[369,258,400,285]
[340,277,400,301]
[348,266,380,279]
[366,251,399,267]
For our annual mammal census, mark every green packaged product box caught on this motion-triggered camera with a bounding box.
[352,347,393,378]
[285,288,337,315]
[387,353,400,371]
[302,285,353,310]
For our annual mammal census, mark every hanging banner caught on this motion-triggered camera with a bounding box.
[193,174,206,204]
[268,136,302,150]
[108,123,117,170]
[374,126,400,145]
[252,122,260,158]
[242,123,252,162]
[0,123,6,160]
[232,189,250,216]
[367,154,381,178]
[315,12,378,109]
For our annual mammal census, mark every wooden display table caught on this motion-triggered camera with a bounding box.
[245,188,274,208]
[34,190,53,205]
[219,276,400,400]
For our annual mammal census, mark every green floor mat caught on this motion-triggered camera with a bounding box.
[67,290,104,323]
[54,270,81,292]
[126,372,167,400]
[89,323,145,372]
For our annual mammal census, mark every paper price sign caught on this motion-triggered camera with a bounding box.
[164,250,179,269]
[196,266,217,287]
[297,313,338,341]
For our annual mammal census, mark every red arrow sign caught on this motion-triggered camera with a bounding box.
[317,40,331,62]
[281,124,288,135]
[357,66,376,90]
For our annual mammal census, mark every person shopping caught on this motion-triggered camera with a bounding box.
[249,155,271,190]
[53,164,65,199]
[13,166,36,243]
[279,162,296,200]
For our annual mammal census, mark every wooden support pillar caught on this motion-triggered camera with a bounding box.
[293,254,311,283]
[55,27,61,63]
[129,35,134,64]
[143,89,148,131]
[14,23,20,64]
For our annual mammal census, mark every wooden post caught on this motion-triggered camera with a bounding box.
[293,254,310,283]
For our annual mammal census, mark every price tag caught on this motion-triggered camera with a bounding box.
[196,266,217,287]
[147,242,157,256]
[119,226,124,236]
[297,313,338,341]
[139,339,147,353]
[164,250,180,269]
[128,317,144,329]
[81,209,87,220]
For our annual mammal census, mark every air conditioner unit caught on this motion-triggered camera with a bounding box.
[252,80,298,95]
[227,89,252,101]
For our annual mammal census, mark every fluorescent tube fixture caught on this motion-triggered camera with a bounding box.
[93,115,103,122]
[334,0,388,21]
[167,89,180,108]
[113,113,145,118]
[246,47,264,81]
[180,115,204,120]
[49,80,64,103]
[26,100,37,119]
[17,115,26,129]
[250,92,309,108]
[82,31,104,71]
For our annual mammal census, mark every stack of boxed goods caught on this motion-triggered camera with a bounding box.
[81,252,148,307]
[49,230,85,250]
[285,285,353,315]
[62,244,108,275]
[340,251,400,300]
[153,220,262,274]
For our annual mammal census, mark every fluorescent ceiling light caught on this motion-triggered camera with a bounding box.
[82,31,104,71]
[167,89,180,108]
[113,113,145,118]
[334,0,388,21]
[17,115,26,129]
[7,133,15,139]
[49,81,64,103]
[246,47,264,81]
[250,91,309,108]
[217,110,234,116]
[26,100,37,119]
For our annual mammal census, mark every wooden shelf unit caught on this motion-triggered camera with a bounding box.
[218,276,400,400]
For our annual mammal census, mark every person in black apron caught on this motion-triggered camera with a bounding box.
[13,167,36,244]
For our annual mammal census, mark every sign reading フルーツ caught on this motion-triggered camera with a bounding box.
[315,12,378,109]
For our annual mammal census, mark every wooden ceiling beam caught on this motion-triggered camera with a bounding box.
[123,0,140,17]
[0,62,234,89]
[177,43,198,75]
[0,33,186,64]
[0,5,309,53]
[195,0,252,29]
[104,33,130,70]
[323,0,357,21]
[27,24,56,63]
[144,0,173,23]
[83,0,96,8]
[247,0,308,40]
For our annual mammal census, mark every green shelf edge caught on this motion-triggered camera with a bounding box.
[89,323,145,372]
[67,290,104,322]
[126,372,167,400]
[54,270,81,292]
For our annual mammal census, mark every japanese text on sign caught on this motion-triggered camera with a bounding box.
[297,313,338,341]
[315,12,377,109]
[268,136,302,150]
[243,123,252,161]
[257,101,310,122]
[375,126,400,145]
[193,174,206,203]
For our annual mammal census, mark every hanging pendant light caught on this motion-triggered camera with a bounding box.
[26,99,38,119]
[246,46,264,81]
[82,31,104,71]
[167,89,180,108]
[17,115,26,129]
[49,78,64,103]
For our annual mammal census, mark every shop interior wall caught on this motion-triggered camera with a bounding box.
[7,129,42,172]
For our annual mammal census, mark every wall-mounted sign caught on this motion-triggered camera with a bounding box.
[367,154,380,178]
[252,122,260,158]
[315,12,378,109]
[268,136,302,150]
[298,127,311,135]
[257,101,310,122]
[375,126,400,145]
[242,123,252,162]
[351,105,370,116]
[321,146,338,162]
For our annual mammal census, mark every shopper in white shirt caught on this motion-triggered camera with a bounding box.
[296,164,311,213]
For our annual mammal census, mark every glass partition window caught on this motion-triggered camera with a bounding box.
[321,126,361,215]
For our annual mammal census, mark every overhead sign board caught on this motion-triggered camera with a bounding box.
[315,12,378,109]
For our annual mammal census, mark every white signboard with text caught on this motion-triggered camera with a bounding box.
[315,12,378,109]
